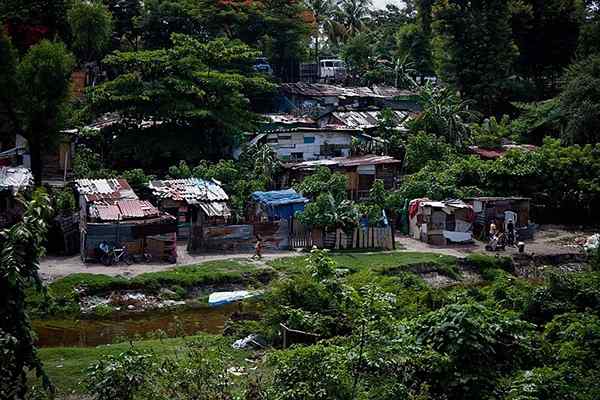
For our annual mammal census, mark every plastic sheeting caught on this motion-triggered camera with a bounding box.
[251,189,308,220]
[208,290,262,307]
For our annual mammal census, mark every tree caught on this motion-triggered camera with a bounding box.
[294,166,348,202]
[102,0,142,50]
[577,0,600,58]
[410,83,479,146]
[511,0,581,97]
[304,0,336,75]
[395,23,433,81]
[90,34,274,162]
[0,189,53,398]
[336,0,373,39]
[68,0,114,62]
[432,0,518,114]
[559,54,600,144]
[0,0,71,51]
[341,31,376,82]
[0,34,75,185]
[136,0,202,50]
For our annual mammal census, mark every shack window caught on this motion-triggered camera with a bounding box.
[291,152,303,160]
[303,136,315,144]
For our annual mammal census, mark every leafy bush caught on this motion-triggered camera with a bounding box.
[267,344,353,400]
[84,348,155,400]
[414,302,536,399]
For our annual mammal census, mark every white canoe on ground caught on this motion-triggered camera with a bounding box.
[208,290,262,307]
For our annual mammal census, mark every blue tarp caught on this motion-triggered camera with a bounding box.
[251,189,308,220]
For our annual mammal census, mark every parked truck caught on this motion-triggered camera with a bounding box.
[300,59,347,83]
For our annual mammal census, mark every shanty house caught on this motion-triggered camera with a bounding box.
[464,197,532,240]
[0,166,33,229]
[408,199,475,245]
[147,178,230,251]
[76,179,177,262]
[250,126,365,161]
[249,189,308,223]
[281,155,402,200]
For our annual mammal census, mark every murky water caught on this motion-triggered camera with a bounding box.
[33,304,242,348]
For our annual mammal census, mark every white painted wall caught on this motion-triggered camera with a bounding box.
[267,131,353,160]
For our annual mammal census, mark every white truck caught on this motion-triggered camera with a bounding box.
[300,59,347,83]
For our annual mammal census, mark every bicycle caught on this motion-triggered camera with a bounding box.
[98,242,133,266]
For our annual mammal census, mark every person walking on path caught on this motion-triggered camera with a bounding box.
[253,234,263,260]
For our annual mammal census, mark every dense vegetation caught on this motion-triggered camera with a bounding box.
[2,0,600,399]
[32,250,600,399]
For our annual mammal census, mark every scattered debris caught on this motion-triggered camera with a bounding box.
[232,334,266,350]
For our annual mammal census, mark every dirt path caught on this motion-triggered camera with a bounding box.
[40,243,299,281]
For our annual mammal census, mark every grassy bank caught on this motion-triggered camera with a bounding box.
[35,334,250,397]
[269,251,458,275]
[30,251,466,318]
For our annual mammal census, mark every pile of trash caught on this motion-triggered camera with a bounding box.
[80,291,186,314]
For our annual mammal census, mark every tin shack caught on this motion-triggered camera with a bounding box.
[408,199,475,245]
[147,178,231,251]
[76,179,177,262]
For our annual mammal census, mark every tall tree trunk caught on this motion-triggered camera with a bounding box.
[315,18,320,80]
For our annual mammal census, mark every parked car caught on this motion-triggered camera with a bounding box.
[253,57,273,75]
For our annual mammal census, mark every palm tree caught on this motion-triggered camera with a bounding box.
[335,0,372,40]
[304,0,336,76]
[416,83,480,146]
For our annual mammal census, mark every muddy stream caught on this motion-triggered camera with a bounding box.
[33,304,242,348]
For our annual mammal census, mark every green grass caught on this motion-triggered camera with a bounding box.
[30,260,275,317]
[50,260,272,296]
[269,251,458,275]
[35,334,250,397]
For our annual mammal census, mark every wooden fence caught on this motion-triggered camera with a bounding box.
[289,224,394,251]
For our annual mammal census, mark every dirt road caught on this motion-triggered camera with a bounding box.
[40,243,299,281]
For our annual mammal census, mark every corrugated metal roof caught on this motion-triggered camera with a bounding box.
[117,199,159,219]
[280,83,415,100]
[89,199,160,221]
[75,178,138,202]
[329,110,413,130]
[284,155,402,170]
[148,178,229,204]
[0,166,33,194]
[198,201,231,217]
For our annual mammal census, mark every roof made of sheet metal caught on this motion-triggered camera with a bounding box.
[0,166,33,194]
[148,178,229,204]
[280,83,415,100]
[283,155,402,170]
[75,178,138,203]
[329,110,413,130]
[88,199,160,221]
[198,201,231,217]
